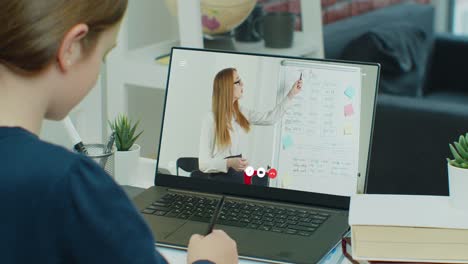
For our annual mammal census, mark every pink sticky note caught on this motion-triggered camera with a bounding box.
[344,104,354,117]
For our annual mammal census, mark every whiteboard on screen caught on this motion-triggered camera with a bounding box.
[274,60,362,196]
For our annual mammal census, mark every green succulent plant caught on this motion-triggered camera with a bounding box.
[109,115,143,151]
[447,133,468,169]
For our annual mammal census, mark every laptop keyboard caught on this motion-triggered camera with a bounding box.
[141,193,329,237]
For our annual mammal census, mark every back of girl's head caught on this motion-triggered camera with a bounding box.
[0,0,128,73]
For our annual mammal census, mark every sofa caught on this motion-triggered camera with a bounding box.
[323,3,468,195]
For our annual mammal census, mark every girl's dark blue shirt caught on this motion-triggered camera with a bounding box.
[0,127,211,264]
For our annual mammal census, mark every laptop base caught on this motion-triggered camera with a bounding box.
[133,186,349,264]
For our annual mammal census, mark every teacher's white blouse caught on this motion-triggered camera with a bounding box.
[199,97,292,173]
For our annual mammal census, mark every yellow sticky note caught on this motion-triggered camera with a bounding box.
[281,174,292,188]
[344,124,353,135]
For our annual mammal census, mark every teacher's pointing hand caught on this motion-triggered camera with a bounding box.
[287,79,303,99]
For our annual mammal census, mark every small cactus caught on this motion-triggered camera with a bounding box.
[448,133,468,169]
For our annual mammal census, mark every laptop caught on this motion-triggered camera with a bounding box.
[132,47,380,263]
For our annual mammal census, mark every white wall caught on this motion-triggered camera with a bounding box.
[127,84,166,159]
[41,77,104,148]
[248,58,283,172]
[127,0,179,50]
[158,50,291,174]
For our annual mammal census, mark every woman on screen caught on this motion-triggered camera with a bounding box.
[198,67,303,186]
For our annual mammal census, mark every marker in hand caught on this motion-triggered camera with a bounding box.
[206,196,225,235]
[288,73,303,99]
[297,73,303,90]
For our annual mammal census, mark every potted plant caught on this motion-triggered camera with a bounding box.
[447,133,468,211]
[109,114,143,185]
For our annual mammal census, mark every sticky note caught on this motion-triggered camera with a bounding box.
[344,124,353,135]
[282,135,294,150]
[344,86,356,99]
[344,104,354,117]
[281,174,292,188]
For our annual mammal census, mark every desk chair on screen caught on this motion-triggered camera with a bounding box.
[176,157,199,176]
[175,157,269,186]
[176,157,258,183]
[175,157,210,179]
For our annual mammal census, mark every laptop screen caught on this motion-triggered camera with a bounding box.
[157,48,379,197]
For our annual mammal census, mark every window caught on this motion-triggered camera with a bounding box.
[452,0,468,35]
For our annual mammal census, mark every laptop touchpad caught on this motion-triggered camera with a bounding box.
[164,221,209,245]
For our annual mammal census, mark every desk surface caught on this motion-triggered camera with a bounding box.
[121,158,350,263]
[157,244,348,264]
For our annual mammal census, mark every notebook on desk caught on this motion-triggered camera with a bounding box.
[132,47,380,263]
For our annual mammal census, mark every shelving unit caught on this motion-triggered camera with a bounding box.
[233,31,318,57]
[124,40,177,90]
[103,0,324,160]
[104,0,202,159]
[122,32,319,92]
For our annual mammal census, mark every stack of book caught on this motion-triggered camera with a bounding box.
[349,194,468,263]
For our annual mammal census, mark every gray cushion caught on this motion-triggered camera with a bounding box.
[324,3,434,60]
[341,22,430,96]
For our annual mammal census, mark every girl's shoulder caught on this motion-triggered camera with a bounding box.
[0,127,107,189]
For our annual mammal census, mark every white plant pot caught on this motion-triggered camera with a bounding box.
[114,144,140,186]
[447,163,468,211]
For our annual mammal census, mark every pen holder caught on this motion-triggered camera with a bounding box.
[83,143,115,178]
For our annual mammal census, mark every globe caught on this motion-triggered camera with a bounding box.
[165,0,257,35]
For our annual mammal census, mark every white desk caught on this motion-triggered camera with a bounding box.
[157,243,348,264]
[132,158,350,264]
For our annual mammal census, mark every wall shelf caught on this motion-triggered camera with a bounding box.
[233,32,318,57]
[124,40,177,90]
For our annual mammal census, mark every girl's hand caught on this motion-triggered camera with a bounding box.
[187,230,238,264]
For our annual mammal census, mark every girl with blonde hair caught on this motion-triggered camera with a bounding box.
[0,1,237,263]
